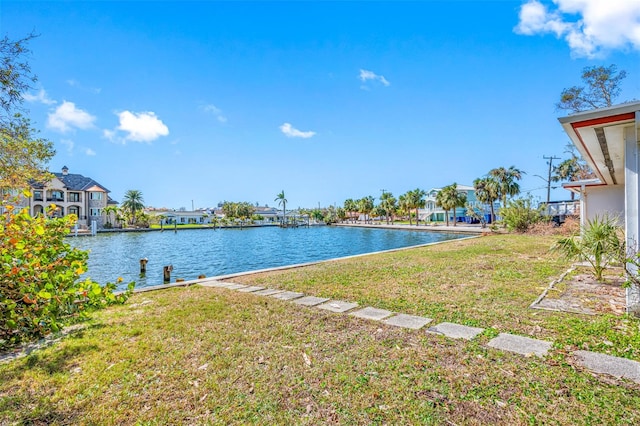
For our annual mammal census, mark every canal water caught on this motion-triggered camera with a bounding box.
[68,226,467,290]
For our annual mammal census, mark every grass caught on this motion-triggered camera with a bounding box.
[232,234,640,360]
[1,234,639,424]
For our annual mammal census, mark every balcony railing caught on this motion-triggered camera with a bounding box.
[46,197,65,202]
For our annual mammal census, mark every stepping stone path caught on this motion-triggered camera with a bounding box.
[349,307,394,320]
[294,296,330,306]
[574,350,640,384]
[270,291,304,301]
[427,322,484,340]
[197,281,640,385]
[252,288,285,296]
[487,333,552,358]
[383,314,432,330]
[236,286,264,293]
[317,300,359,313]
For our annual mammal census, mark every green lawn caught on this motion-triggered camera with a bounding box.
[1,234,639,424]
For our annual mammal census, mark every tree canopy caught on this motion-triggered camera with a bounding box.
[0,33,54,190]
[557,64,628,113]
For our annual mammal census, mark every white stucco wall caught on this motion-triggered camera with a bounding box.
[582,185,625,226]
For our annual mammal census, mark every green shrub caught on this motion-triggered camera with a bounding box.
[499,197,546,233]
[0,198,134,349]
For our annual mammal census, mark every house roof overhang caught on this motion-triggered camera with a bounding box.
[558,102,640,186]
[561,178,605,194]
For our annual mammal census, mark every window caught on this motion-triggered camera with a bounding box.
[47,190,64,202]
[68,206,80,217]
[90,192,103,200]
[34,190,43,201]
[68,192,81,202]
[90,208,101,217]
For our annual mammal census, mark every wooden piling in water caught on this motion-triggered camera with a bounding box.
[163,265,173,283]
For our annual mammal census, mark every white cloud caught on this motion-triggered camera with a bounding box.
[202,104,227,123]
[84,148,96,156]
[47,101,96,133]
[515,0,640,58]
[279,122,316,139]
[23,88,56,105]
[359,69,390,87]
[60,139,74,154]
[114,110,169,143]
[67,79,101,94]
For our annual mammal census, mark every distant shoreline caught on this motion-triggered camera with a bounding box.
[67,221,484,237]
[335,222,484,234]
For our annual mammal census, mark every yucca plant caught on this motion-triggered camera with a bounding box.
[553,214,624,281]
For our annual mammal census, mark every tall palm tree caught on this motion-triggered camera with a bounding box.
[358,196,374,223]
[436,183,467,227]
[408,188,426,226]
[379,191,397,224]
[473,177,499,224]
[121,189,145,226]
[344,198,357,223]
[275,190,287,225]
[489,166,523,209]
[398,193,411,225]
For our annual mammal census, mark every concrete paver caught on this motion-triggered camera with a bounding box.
[349,307,394,321]
[271,291,305,301]
[252,288,286,296]
[574,350,640,384]
[487,333,552,358]
[199,281,246,290]
[383,314,432,330]
[293,296,330,306]
[236,286,265,293]
[222,283,248,290]
[427,322,484,340]
[316,300,359,313]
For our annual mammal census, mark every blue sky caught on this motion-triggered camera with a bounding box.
[3,1,640,210]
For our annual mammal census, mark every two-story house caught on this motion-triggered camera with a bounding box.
[13,166,116,228]
[420,185,499,224]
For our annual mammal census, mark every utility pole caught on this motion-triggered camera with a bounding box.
[543,155,561,206]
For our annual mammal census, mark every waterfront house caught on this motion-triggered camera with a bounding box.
[559,101,640,314]
[11,166,116,229]
[420,185,495,223]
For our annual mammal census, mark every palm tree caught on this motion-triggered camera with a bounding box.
[489,166,524,209]
[121,190,145,226]
[102,205,119,228]
[408,188,426,226]
[358,196,374,223]
[398,193,411,225]
[552,158,581,200]
[473,177,499,224]
[379,191,397,224]
[436,183,467,227]
[275,190,287,225]
[344,198,357,223]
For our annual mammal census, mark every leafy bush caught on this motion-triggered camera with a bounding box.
[552,214,624,281]
[499,197,546,233]
[0,199,134,349]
